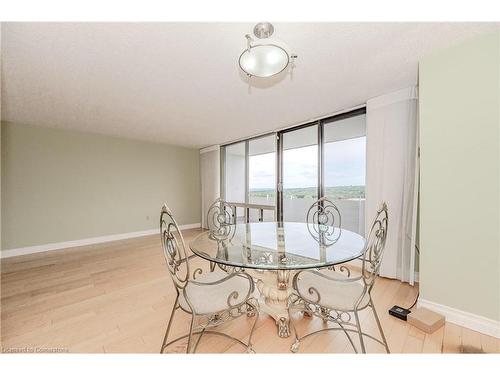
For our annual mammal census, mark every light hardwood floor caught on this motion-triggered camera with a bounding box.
[1,228,499,354]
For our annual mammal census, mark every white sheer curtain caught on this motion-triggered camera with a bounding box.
[200,145,220,229]
[365,87,419,284]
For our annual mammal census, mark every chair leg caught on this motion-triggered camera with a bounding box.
[370,299,390,353]
[186,313,197,354]
[160,297,178,353]
[337,321,358,354]
[192,328,206,353]
[353,310,366,353]
[246,301,259,353]
[288,307,301,353]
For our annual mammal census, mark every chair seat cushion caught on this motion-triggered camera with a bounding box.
[295,271,370,311]
[179,270,252,314]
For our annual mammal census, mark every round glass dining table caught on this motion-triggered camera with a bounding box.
[190,221,365,271]
[189,221,366,338]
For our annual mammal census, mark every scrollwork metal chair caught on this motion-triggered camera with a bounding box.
[307,197,347,276]
[206,198,237,272]
[288,202,389,353]
[207,198,235,237]
[160,204,259,354]
[306,197,342,247]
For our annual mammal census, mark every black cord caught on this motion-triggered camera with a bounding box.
[407,291,419,310]
[405,244,420,311]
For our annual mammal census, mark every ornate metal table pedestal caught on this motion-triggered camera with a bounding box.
[250,269,293,338]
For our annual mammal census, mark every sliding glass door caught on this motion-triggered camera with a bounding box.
[221,109,366,232]
[222,134,276,222]
[323,113,366,234]
[280,124,319,222]
[248,135,276,221]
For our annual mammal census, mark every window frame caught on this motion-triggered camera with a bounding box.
[220,107,367,222]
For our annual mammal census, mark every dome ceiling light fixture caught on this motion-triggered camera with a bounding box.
[239,22,297,78]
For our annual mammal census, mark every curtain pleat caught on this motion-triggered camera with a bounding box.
[366,87,419,284]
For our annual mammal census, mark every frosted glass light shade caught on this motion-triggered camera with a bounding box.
[239,44,290,78]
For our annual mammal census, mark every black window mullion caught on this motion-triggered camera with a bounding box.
[318,121,324,200]
[245,140,249,204]
[276,132,283,222]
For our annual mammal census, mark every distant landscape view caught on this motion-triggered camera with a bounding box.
[249,185,365,200]
[248,185,365,234]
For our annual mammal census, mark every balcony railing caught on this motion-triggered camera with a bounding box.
[225,201,275,223]
[225,197,364,235]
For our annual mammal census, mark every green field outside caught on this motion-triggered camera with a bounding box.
[249,185,365,200]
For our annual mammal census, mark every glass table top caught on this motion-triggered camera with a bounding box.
[189,222,366,270]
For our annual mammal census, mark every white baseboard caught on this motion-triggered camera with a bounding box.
[1,223,201,259]
[418,298,500,339]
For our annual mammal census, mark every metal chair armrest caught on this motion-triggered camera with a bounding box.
[294,269,362,287]
[189,269,251,287]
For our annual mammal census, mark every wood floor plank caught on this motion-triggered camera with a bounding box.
[442,323,463,353]
[461,327,484,353]
[421,326,445,353]
[480,332,500,353]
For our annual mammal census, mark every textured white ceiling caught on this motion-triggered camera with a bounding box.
[1,22,498,148]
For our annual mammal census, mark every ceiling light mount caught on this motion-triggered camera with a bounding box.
[253,22,274,39]
[239,22,297,79]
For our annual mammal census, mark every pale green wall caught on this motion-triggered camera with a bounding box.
[1,122,201,250]
[419,32,500,321]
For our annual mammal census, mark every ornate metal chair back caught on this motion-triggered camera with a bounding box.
[206,198,235,240]
[160,204,190,291]
[361,202,388,290]
[306,197,342,246]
